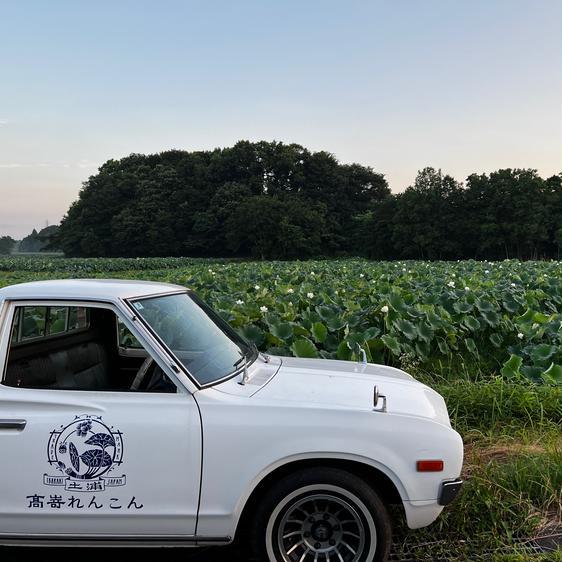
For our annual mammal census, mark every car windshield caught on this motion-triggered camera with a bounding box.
[129,292,255,386]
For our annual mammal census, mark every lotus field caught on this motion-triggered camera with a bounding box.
[1,256,561,384]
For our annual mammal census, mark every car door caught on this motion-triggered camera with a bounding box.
[0,300,202,540]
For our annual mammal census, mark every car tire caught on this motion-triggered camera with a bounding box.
[248,467,392,562]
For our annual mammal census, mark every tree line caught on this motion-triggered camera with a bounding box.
[55,141,562,260]
[0,226,60,255]
[356,167,562,260]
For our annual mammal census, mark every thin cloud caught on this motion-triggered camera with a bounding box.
[0,160,99,169]
[0,162,52,168]
[77,159,97,169]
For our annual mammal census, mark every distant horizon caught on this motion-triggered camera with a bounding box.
[1,0,560,238]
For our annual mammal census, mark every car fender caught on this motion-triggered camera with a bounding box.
[231,449,409,527]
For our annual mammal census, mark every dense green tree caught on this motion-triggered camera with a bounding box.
[352,197,400,259]
[225,195,327,259]
[542,174,562,259]
[357,168,466,260]
[19,225,60,253]
[356,167,561,261]
[0,236,15,255]
[465,169,551,259]
[56,141,390,258]
[390,168,465,259]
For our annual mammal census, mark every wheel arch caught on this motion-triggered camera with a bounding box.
[235,455,405,540]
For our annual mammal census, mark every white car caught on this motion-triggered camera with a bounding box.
[0,280,463,562]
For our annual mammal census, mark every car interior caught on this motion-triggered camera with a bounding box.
[2,305,177,393]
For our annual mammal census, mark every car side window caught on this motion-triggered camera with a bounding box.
[21,306,47,340]
[117,319,143,350]
[3,304,177,394]
[11,306,90,344]
[47,306,68,335]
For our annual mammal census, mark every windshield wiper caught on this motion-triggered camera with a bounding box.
[235,351,250,385]
[235,342,264,385]
[233,353,247,370]
[233,342,254,368]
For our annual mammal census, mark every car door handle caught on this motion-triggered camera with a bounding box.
[0,419,27,431]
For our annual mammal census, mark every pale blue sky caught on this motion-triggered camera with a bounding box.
[0,0,560,238]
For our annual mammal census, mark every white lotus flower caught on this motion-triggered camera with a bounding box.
[259,306,268,313]
[236,299,244,305]
[287,288,294,294]
[447,281,455,288]
[307,292,314,298]
[511,283,516,287]
[254,285,260,290]
[484,270,490,274]
[464,286,470,291]
[359,273,364,278]
[381,305,389,313]
[517,332,524,340]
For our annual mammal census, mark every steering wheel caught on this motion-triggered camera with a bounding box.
[130,357,154,391]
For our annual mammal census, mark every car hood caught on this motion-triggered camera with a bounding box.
[250,357,451,426]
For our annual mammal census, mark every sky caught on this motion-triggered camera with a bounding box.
[0,0,560,239]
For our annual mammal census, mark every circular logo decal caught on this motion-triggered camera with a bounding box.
[45,415,125,492]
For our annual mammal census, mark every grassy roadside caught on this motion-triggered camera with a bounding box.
[392,375,562,560]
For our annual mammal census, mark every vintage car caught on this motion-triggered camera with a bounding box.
[0,280,463,562]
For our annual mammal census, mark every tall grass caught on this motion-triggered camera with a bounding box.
[420,376,562,431]
[392,375,562,560]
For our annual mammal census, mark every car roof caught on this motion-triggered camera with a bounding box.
[0,279,189,302]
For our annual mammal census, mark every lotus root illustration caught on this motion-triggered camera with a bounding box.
[48,416,124,482]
